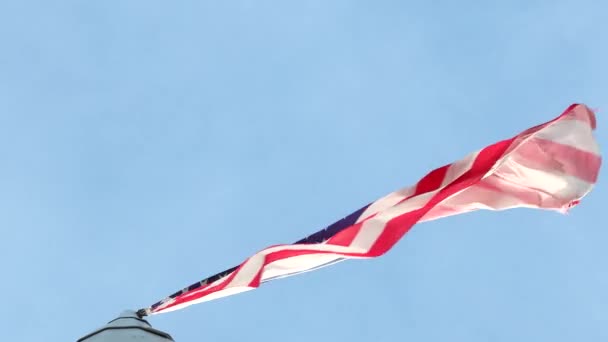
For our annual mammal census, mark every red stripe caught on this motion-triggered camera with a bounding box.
[475,177,541,207]
[327,220,364,246]
[247,263,264,288]
[414,164,450,195]
[515,137,601,183]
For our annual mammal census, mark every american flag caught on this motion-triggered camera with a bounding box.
[139,103,601,316]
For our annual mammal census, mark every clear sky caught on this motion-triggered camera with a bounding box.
[0,1,606,341]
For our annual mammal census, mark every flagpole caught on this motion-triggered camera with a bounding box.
[77,310,174,342]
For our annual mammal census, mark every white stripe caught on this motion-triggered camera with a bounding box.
[226,254,266,287]
[260,242,367,255]
[441,151,479,187]
[260,254,352,281]
[356,186,414,223]
[492,157,594,202]
[535,118,600,155]
[155,287,255,314]
[429,186,527,216]
[348,218,387,252]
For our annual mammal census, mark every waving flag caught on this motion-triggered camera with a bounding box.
[139,103,601,316]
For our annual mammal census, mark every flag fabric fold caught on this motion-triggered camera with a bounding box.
[140,103,601,316]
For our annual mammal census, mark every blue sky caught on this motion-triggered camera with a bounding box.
[0,1,606,341]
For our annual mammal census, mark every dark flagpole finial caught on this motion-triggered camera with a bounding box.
[136,308,148,318]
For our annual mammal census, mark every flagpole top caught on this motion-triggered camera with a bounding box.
[77,310,174,342]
